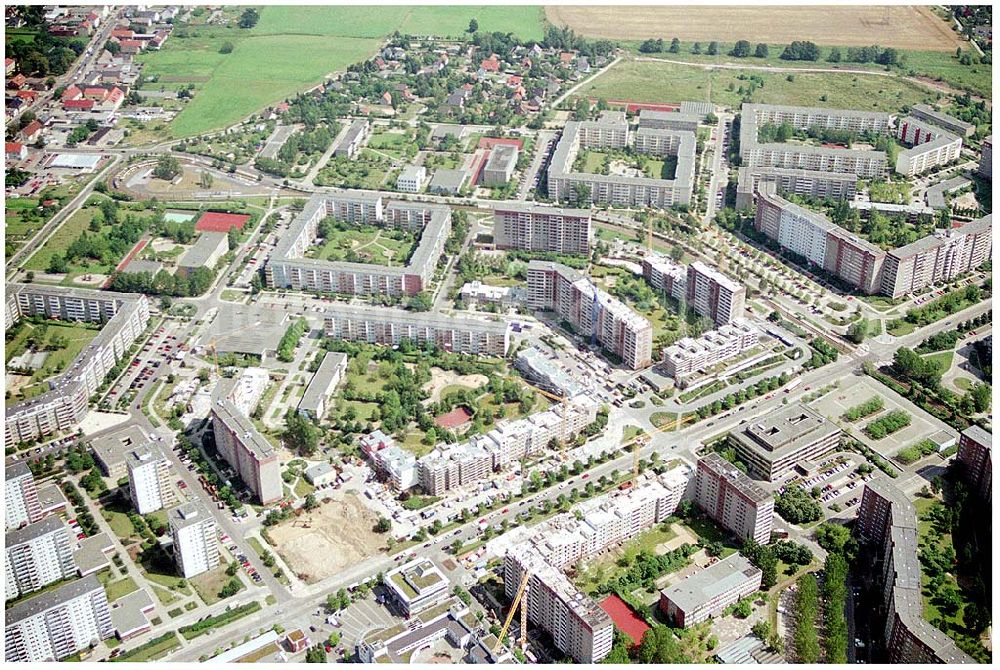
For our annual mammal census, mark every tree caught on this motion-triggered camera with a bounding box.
[305,645,327,663]
[219,41,234,54]
[218,577,242,598]
[691,42,702,54]
[707,41,719,55]
[284,411,320,457]
[303,493,319,510]
[199,170,214,189]
[153,155,181,181]
[238,8,260,29]
[47,253,69,274]
[775,486,822,525]
[226,560,239,576]
[755,43,769,58]
[468,18,479,33]
[846,319,869,344]
[668,37,680,53]
[637,625,690,663]
[730,40,751,57]
[408,292,432,311]
[374,516,391,533]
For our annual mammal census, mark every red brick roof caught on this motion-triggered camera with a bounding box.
[6,142,25,154]
[62,85,83,101]
[64,98,95,110]
[195,211,251,233]
[599,594,650,647]
[478,137,524,150]
[21,120,42,137]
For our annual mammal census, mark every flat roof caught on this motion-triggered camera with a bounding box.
[661,553,761,614]
[735,403,841,456]
[50,153,102,169]
[6,515,67,547]
[207,630,280,664]
[178,231,227,269]
[429,168,469,190]
[167,501,213,530]
[325,302,510,335]
[299,351,348,413]
[212,396,276,462]
[91,425,151,470]
[698,453,772,503]
[962,424,992,449]
[493,202,591,219]
[6,574,103,625]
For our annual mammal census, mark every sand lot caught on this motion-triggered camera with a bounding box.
[422,368,488,403]
[546,6,962,50]
[269,493,386,584]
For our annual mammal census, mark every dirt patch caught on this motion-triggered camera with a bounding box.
[545,6,962,50]
[6,373,34,395]
[269,493,386,584]
[422,368,488,403]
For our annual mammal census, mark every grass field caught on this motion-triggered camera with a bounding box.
[310,225,417,266]
[23,206,102,273]
[105,576,139,602]
[140,6,543,137]
[576,59,937,112]
[546,6,963,50]
[191,566,241,606]
[6,321,101,397]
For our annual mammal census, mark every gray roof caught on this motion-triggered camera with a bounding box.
[911,104,975,134]
[326,302,510,335]
[494,202,591,219]
[889,214,992,260]
[6,461,32,481]
[484,143,518,171]
[925,175,972,210]
[699,452,772,504]
[304,462,335,483]
[298,351,347,414]
[178,231,228,269]
[6,515,67,547]
[74,532,113,575]
[110,588,154,634]
[428,168,469,192]
[91,425,151,471]
[125,442,166,470]
[168,501,214,531]
[961,424,992,449]
[5,574,104,625]
[661,553,761,614]
[730,403,841,462]
[211,395,276,462]
[122,259,164,275]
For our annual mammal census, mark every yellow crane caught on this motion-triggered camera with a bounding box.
[492,570,531,655]
[524,383,571,459]
[205,319,261,374]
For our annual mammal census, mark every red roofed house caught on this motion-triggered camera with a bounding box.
[6,142,28,161]
[98,87,125,112]
[559,52,575,65]
[83,87,109,101]
[16,89,38,101]
[275,102,290,113]
[521,57,533,69]
[8,73,27,89]
[61,84,83,101]
[194,211,251,233]
[5,58,15,76]
[149,30,169,50]
[110,28,134,40]
[506,75,522,88]
[480,54,500,73]
[379,91,392,106]
[20,119,43,143]
[118,40,144,55]
[64,98,95,112]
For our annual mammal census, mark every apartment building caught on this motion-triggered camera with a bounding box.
[527,261,653,369]
[910,103,976,138]
[169,502,219,579]
[547,117,695,209]
[418,394,600,495]
[659,554,762,627]
[662,320,760,386]
[686,261,746,326]
[5,285,150,448]
[641,253,687,301]
[855,478,974,663]
[211,389,283,505]
[297,351,348,420]
[125,443,175,514]
[5,516,77,600]
[895,116,963,177]
[978,135,992,180]
[493,203,592,255]
[396,165,426,193]
[266,192,451,296]
[880,214,992,298]
[633,127,689,157]
[638,109,702,134]
[481,144,519,186]
[727,404,842,481]
[6,461,42,530]
[694,453,773,544]
[735,166,858,210]
[359,430,420,490]
[334,119,370,158]
[323,303,511,356]
[383,559,450,617]
[502,468,693,663]
[955,425,991,502]
[5,574,114,662]
[755,187,887,294]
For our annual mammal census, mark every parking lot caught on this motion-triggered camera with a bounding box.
[809,376,955,461]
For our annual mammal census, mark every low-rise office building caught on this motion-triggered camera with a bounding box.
[527,261,653,369]
[638,108,702,133]
[396,165,426,193]
[727,404,842,481]
[383,558,450,617]
[169,502,219,579]
[855,478,974,664]
[334,119,370,158]
[5,574,114,662]
[297,351,348,420]
[177,231,228,277]
[323,303,510,356]
[5,516,77,600]
[659,554,762,627]
[493,203,592,254]
[481,144,518,186]
[694,453,773,544]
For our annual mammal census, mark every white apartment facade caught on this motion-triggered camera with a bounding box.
[169,502,219,579]
[6,461,42,530]
[686,261,746,326]
[493,203,592,255]
[5,516,77,600]
[126,444,175,514]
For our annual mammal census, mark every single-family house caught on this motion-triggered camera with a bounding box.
[6,142,28,161]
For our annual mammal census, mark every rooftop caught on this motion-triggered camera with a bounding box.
[168,501,213,530]
[178,231,228,269]
[660,553,761,614]
[91,425,151,470]
[298,351,348,414]
[698,453,773,504]
[734,403,842,456]
[5,574,104,625]
[6,515,67,547]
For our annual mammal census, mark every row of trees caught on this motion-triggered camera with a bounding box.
[864,409,911,440]
[793,573,821,661]
[914,312,991,354]
[775,486,823,525]
[843,396,884,422]
[276,318,309,362]
[108,266,216,298]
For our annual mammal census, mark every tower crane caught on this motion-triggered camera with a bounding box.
[523,383,571,459]
[204,319,261,374]
[492,570,531,655]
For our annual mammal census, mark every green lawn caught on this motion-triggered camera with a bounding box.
[888,320,917,336]
[577,59,937,112]
[309,225,417,266]
[144,570,192,595]
[23,206,102,273]
[293,477,315,498]
[102,510,137,542]
[104,577,139,602]
[191,566,241,606]
[922,350,955,372]
[111,632,181,662]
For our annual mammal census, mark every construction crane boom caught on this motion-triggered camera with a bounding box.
[493,571,531,654]
[524,383,571,459]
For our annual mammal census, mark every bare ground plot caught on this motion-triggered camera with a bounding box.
[545,5,963,50]
[421,368,489,403]
[269,494,385,584]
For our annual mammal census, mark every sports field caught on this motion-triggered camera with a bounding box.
[575,59,937,113]
[140,6,544,137]
[546,5,963,50]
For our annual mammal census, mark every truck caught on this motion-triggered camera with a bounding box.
[783,378,803,393]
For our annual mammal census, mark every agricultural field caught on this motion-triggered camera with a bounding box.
[546,5,963,50]
[575,59,937,112]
